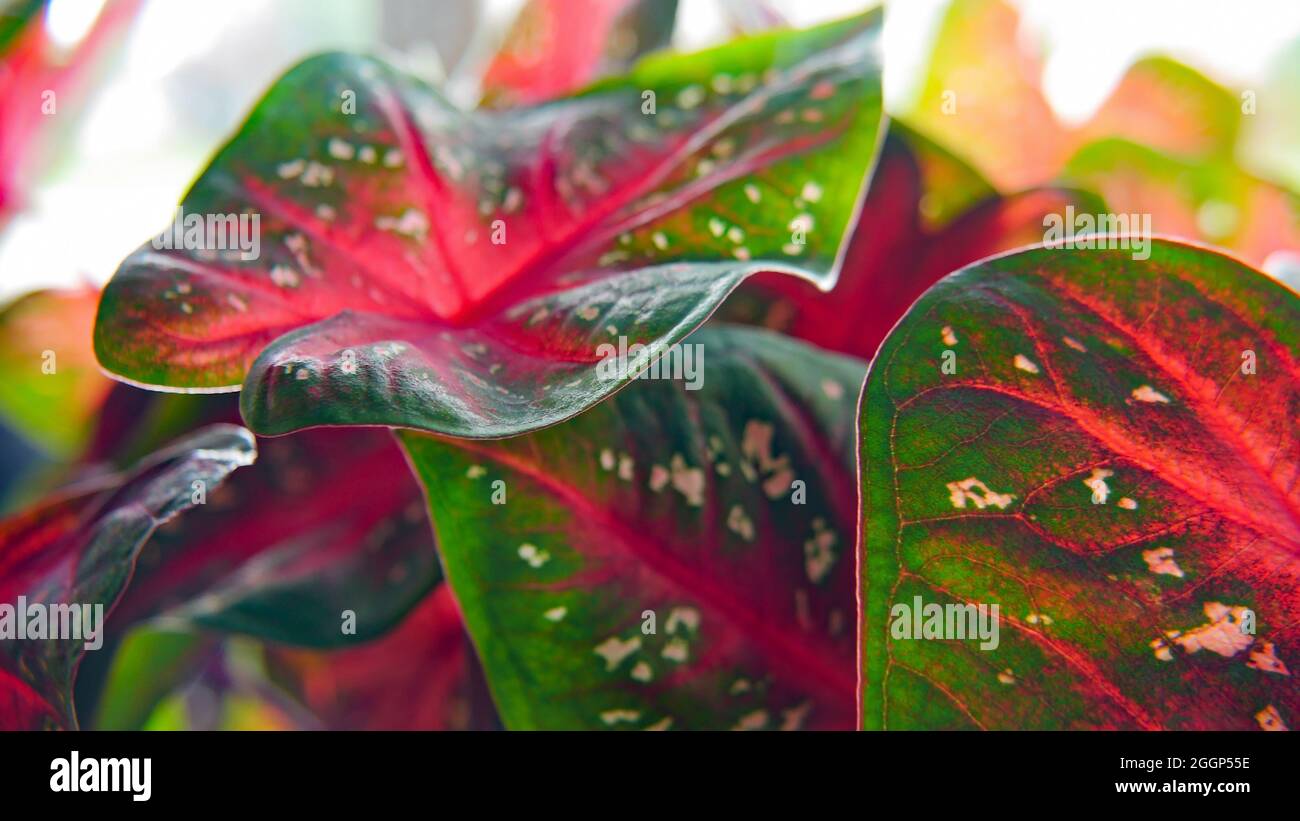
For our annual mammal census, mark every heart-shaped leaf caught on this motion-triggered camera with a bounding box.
[400,325,863,729]
[0,424,255,729]
[93,11,884,439]
[479,0,678,107]
[719,124,1104,360]
[859,239,1299,730]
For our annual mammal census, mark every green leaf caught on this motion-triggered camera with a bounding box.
[859,239,1300,730]
[400,326,863,729]
[86,626,216,730]
[93,11,884,440]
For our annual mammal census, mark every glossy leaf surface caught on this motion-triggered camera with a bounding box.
[74,389,441,649]
[94,12,884,438]
[111,424,440,648]
[0,425,255,729]
[401,326,863,729]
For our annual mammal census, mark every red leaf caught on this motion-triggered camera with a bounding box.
[479,0,677,107]
[0,425,254,729]
[265,585,498,730]
[58,383,443,650]
[111,424,440,648]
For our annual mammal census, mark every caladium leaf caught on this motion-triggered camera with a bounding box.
[131,432,438,647]
[400,326,863,730]
[99,410,441,648]
[479,0,678,108]
[891,121,996,231]
[93,11,884,439]
[858,240,1300,730]
[0,424,255,730]
[719,126,1103,360]
[83,385,226,469]
[264,585,500,730]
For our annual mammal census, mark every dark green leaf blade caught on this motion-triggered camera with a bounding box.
[400,326,863,729]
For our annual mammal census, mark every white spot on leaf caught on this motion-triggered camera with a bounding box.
[1142,547,1184,577]
[600,709,641,726]
[517,543,550,568]
[1083,467,1114,504]
[665,607,700,635]
[661,637,689,663]
[1132,385,1170,403]
[594,636,641,671]
[946,477,1016,510]
[733,709,768,730]
[1013,354,1040,374]
[1157,602,1256,660]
